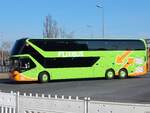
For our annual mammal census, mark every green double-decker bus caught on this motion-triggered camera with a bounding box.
[10,38,148,83]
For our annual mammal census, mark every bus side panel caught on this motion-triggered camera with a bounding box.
[19,50,148,81]
[93,51,147,77]
[48,67,93,80]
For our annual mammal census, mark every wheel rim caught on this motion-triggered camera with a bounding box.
[107,71,114,78]
[43,74,48,82]
[120,71,126,78]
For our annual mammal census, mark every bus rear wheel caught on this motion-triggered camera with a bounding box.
[118,68,128,79]
[38,71,50,83]
[105,69,115,80]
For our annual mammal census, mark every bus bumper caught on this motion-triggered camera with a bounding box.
[9,71,36,82]
[128,72,147,76]
[128,65,148,76]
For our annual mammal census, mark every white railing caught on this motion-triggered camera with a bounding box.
[0,91,150,113]
[88,101,150,113]
[0,91,16,113]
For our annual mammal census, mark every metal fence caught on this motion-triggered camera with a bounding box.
[0,91,150,113]
[0,66,9,73]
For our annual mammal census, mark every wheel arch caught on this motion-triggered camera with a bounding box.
[38,71,50,83]
[105,68,115,79]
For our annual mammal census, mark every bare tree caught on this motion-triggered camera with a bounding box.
[0,41,11,72]
[43,15,59,38]
[43,15,74,39]
[1,41,11,63]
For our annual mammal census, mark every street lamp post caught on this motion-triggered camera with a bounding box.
[96,2,104,38]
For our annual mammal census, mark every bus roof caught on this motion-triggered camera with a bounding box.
[23,38,146,41]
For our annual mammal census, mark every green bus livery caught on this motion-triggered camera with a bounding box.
[10,38,148,82]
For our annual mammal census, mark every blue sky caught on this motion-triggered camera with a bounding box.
[0,0,150,42]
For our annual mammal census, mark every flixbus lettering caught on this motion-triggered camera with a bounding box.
[58,51,84,57]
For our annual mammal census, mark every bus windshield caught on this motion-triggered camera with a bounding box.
[11,39,26,55]
[10,57,36,72]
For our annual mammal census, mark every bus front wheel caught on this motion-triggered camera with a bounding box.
[118,68,128,79]
[105,69,115,80]
[38,71,50,83]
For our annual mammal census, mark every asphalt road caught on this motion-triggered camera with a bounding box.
[0,73,150,104]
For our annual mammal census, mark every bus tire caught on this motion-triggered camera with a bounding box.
[105,69,115,80]
[38,71,50,83]
[118,68,128,79]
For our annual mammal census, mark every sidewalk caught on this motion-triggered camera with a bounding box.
[0,73,9,79]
